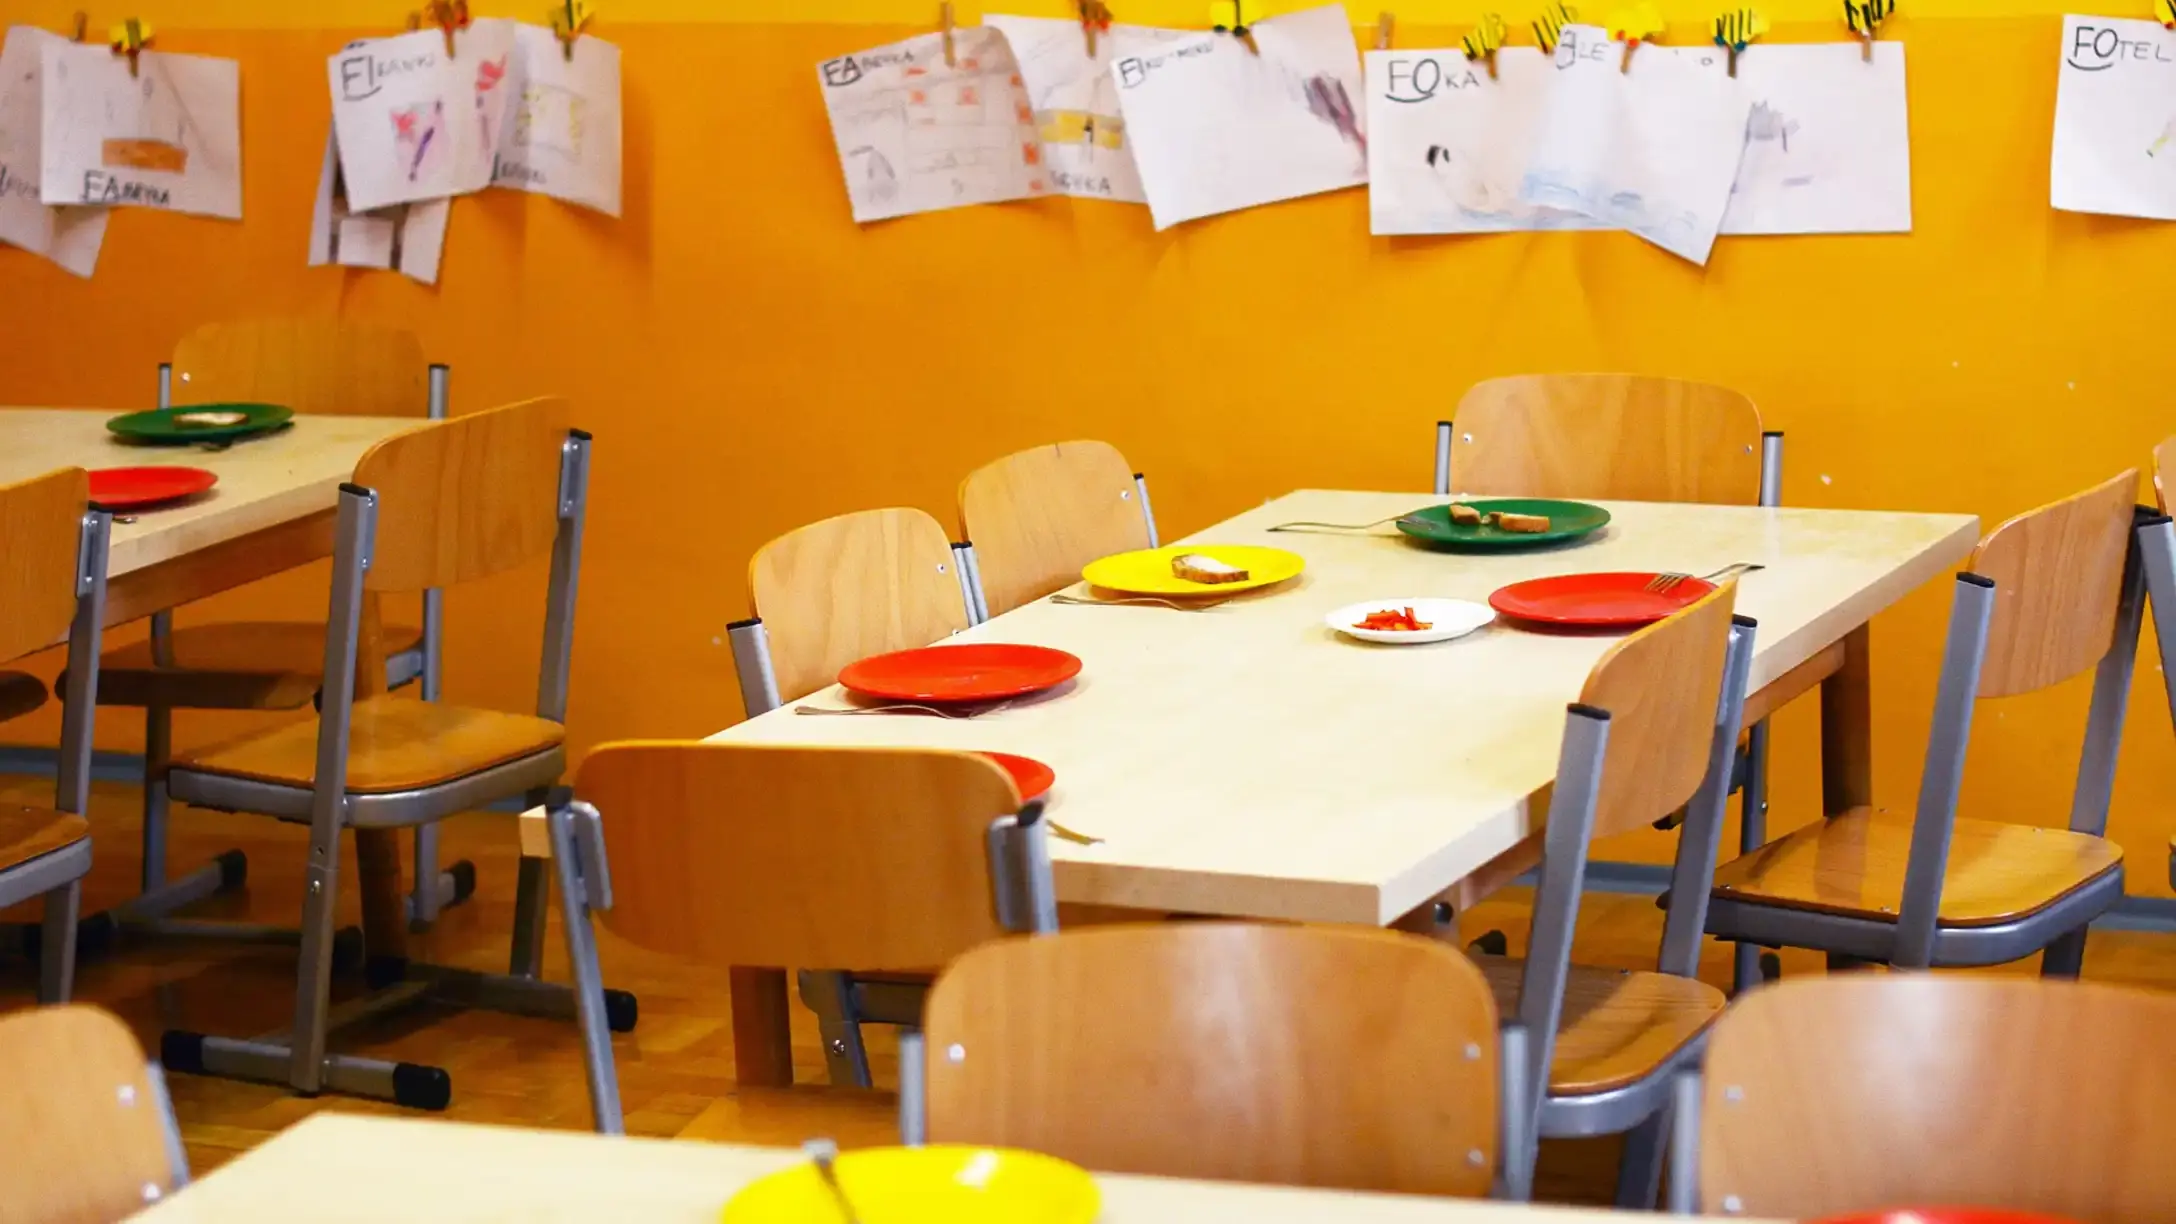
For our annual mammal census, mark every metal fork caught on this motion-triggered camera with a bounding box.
[1050,593,1231,611]
[793,699,1015,720]
[1647,563,1766,594]
[1267,511,1422,534]
[802,1139,862,1224]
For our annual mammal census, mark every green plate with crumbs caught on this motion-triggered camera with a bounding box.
[105,403,294,444]
[1395,498,1612,551]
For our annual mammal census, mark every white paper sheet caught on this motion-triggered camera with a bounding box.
[0,27,106,277]
[39,40,240,220]
[1720,42,1910,235]
[1365,46,1603,234]
[1115,4,1368,231]
[491,25,621,216]
[1518,24,1750,264]
[329,19,518,213]
[308,126,450,284]
[2051,15,2176,221]
[983,14,1188,204]
[818,27,1046,223]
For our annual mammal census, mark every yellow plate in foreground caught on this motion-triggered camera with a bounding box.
[1080,544,1306,596]
[722,1146,1099,1224]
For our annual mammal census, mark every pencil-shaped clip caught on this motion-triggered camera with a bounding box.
[1462,12,1505,78]
[1080,1,1113,57]
[428,0,469,58]
[552,0,594,62]
[1843,0,1890,62]
[1212,0,1260,54]
[1712,7,1765,75]
[1609,2,1663,71]
[940,1,957,66]
[1532,1,1577,53]
[108,18,151,78]
[70,11,88,41]
[2161,0,2176,27]
[1376,11,1395,50]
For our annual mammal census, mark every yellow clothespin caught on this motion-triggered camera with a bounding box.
[1843,0,1891,62]
[108,18,150,78]
[427,0,469,58]
[1608,2,1663,71]
[1712,7,1765,76]
[1531,1,1577,53]
[2160,0,2176,27]
[1080,1,1113,57]
[551,0,594,61]
[1375,11,1395,50]
[69,11,88,41]
[940,1,957,67]
[1212,0,1260,54]
[1462,12,1506,78]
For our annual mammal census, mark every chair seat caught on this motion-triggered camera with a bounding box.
[97,621,424,710]
[0,803,91,873]
[1711,808,2123,927]
[1477,958,1725,1097]
[171,696,564,794]
[0,671,47,723]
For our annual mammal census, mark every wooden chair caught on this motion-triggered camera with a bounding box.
[956,440,1157,618]
[2140,439,2176,891]
[158,397,637,1110]
[0,1005,190,1222]
[547,742,1059,1132]
[1705,471,2141,976]
[904,923,1524,1199]
[0,468,109,1006]
[1488,583,1756,1204]
[92,319,471,952]
[1668,975,2176,1220]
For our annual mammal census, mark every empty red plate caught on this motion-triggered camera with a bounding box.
[1489,572,1717,629]
[980,752,1055,801]
[1814,1213,2085,1224]
[838,643,1082,704]
[88,466,218,510]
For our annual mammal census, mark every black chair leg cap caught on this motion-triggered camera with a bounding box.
[1759,951,1783,982]
[364,955,409,991]
[1468,930,1509,957]
[605,989,639,1033]
[215,849,249,891]
[331,926,366,974]
[448,860,478,905]
[161,1031,207,1075]
[391,1062,452,1111]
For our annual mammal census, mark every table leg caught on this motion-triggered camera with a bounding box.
[1819,624,1874,818]
[731,967,795,1087]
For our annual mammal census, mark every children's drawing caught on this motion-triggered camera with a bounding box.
[490,23,621,216]
[1113,4,1369,231]
[0,26,108,276]
[1719,41,1909,235]
[308,122,450,284]
[474,53,510,149]
[328,18,516,212]
[393,101,446,182]
[39,39,240,219]
[983,14,1189,203]
[818,26,1045,223]
[2052,15,2176,220]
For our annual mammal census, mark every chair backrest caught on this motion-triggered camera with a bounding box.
[0,468,90,665]
[1450,375,1764,505]
[921,922,1502,1197]
[1969,469,2138,698]
[172,318,427,417]
[573,742,1033,969]
[0,1005,187,1223]
[1697,975,2176,1222]
[352,396,573,594]
[958,440,1149,617]
[749,507,970,705]
[1580,582,1742,840]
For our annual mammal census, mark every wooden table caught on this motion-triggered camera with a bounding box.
[709,490,1979,1083]
[134,1113,1764,1221]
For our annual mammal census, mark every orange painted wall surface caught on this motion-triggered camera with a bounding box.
[0,7,2170,892]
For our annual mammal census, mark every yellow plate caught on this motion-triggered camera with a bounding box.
[1080,544,1306,597]
[722,1146,1099,1224]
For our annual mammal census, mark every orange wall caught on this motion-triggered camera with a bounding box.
[1,6,2171,891]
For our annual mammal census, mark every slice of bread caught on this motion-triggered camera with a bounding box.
[1496,513,1551,534]
[1448,504,1482,525]
[1171,553,1251,584]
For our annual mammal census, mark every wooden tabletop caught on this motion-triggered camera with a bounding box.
[714,490,1979,925]
[0,408,420,580]
[134,1114,1760,1222]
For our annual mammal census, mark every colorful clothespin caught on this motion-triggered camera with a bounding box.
[2160,0,2176,27]
[1532,2,1578,53]
[1080,1,1113,57]
[551,0,594,61]
[69,11,88,41]
[1608,2,1664,71]
[1212,0,1261,55]
[1712,7,1765,76]
[108,18,151,78]
[426,0,470,58]
[1843,0,1891,62]
[1462,12,1506,78]
[940,1,957,67]
[1375,11,1395,50]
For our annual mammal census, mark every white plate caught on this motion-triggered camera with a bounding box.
[1326,598,1495,645]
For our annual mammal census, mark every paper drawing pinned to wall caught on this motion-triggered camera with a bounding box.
[490,23,621,216]
[983,14,1187,203]
[1719,42,1909,234]
[0,25,109,276]
[2049,16,2176,219]
[39,38,241,218]
[328,18,515,212]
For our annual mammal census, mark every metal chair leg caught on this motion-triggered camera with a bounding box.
[38,879,81,1004]
[797,970,874,1088]
[2040,926,2089,979]
[286,816,348,1093]
[549,804,623,1134]
[507,855,551,978]
[1614,1106,1671,1209]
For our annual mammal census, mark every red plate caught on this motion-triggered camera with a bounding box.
[838,643,1082,704]
[980,752,1055,801]
[87,466,218,510]
[1489,572,1717,629]
[1814,1213,2085,1224]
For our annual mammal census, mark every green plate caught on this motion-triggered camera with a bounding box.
[105,403,295,444]
[1395,498,1612,551]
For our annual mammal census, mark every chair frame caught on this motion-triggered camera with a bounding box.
[1704,514,2149,972]
[2124,507,2176,891]
[160,425,637,1109]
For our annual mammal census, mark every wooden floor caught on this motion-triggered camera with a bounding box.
[3,773,2172,1206]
